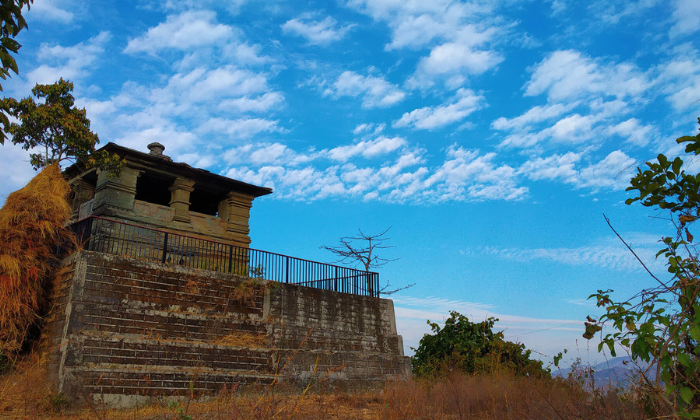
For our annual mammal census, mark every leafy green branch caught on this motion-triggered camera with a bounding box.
[585,117,700,418]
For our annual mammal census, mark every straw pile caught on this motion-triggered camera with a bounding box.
[0,165,74,358]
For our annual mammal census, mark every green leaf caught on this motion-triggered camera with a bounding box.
[673,157,683,175]
[679,387,695,404]
[690,325,700,341]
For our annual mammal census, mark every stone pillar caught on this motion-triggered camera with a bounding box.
[69,178,95,219]
[218,191,253,246]
[92,167,140,215]
[169,177,195,223]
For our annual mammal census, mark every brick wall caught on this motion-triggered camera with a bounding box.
[41,251,410,407]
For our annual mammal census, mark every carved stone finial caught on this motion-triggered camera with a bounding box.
[146,142,172,161]
[147,142,165,156]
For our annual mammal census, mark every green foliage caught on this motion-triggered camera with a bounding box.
[0,78,123,172]
[44,392,70,412]
[411,311,548,378]
[168,400,192,420]
[586,117,700,417]
[0,0,32,145]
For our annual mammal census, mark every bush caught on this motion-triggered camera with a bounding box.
[411,311,548,378]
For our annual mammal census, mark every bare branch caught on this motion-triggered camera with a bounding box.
[380,282,415,295]
[604,214,674,294]
[321,226,409,296]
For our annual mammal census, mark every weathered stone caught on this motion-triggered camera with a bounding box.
[41,251,411,407]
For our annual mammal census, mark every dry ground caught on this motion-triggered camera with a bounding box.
[0,356,668,420]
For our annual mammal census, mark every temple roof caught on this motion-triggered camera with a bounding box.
[64,142,273,198]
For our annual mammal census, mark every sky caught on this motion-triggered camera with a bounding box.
[1,0,700,368]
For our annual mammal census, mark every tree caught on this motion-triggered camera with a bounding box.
[412,311,548,378]
[0,78,121,171]
[321,227,410,296]
[586,117,700,417]
[0,0,34,144]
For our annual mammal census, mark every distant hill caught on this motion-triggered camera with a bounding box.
[552,356,656,388]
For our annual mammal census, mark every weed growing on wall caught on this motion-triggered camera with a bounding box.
[0,164,74,359]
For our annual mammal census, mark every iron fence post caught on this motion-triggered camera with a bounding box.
[162,232,168,264]
[285,257,289,283]
[228,245,233,273]
[85,217,94,250]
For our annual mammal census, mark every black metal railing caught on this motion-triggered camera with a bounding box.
[70,216,379,297]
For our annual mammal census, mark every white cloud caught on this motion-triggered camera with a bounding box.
[605,118,654,147]
[223,142,319,167]
[495,50,652,151]
[139,66,271,118]
[352,122,385,135]
[201,117,280,139]
[219,139,533,203]
[424,145,527,202]
[328,136,407,161]
[0,143,39,204]
[113,126,198,156]
[525,50,650,102]
[346,0,495,51]
[518,150,635,191]
[223,43,272,66]
[394,88,483,130]
[577,150,636,190]
[408,28,503,89]
[30,0,74,23]
[518,152,581,183]
[481,233,664,272]
[124,10,235,54]
[492,103,579,131]
[219,92,284,113]
[589,0,659,25]
[347,0,503,89]
[670,0,700,38]
[549,114,596,142]
[658,46,700,112]
[27,32,111,85]
[281,15,354,45]
[325,71,405,108]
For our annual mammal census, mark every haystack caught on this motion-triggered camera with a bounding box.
[0,164,74,358]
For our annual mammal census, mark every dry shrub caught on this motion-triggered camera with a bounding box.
[213,331,269,348]
[230,278,266,306]
[0,164,74,358]
[0,356,56,417]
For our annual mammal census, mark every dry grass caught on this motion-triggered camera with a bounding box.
[212,331,269,348]
[0,165,74,358]
[379,371,663,420]
[0,358,671,420]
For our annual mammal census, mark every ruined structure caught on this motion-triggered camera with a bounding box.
[42,143,410,406]
[65,142,270,247]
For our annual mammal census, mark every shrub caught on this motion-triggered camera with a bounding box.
[412,311,548,378]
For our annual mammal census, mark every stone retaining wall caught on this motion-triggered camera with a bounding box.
[41,251,410,406]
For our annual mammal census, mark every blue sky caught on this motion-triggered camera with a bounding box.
[1,0,700,367]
